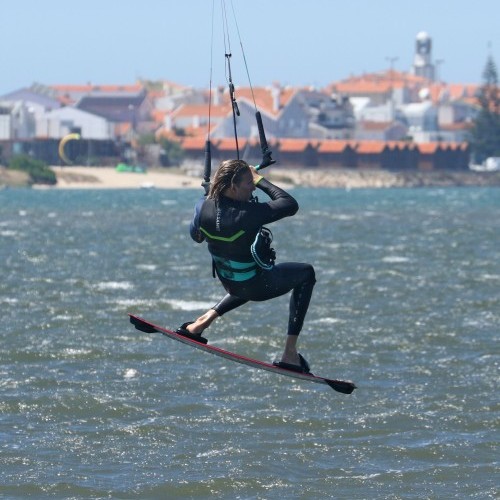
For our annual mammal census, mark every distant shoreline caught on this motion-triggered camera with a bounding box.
[1,165,500,190]
[273,168,500,189]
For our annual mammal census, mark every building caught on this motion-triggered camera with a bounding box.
[36,107,114,140]
[412,31,436,81]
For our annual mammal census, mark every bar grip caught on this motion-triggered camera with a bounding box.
[255,112,276,171]
[202,140,211,194]
[256,111,268,152]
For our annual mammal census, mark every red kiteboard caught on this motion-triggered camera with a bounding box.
[129,314,356,394]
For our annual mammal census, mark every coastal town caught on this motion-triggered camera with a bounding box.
[1,31,499,188]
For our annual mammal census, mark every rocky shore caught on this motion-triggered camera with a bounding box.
[1,165,500,189]
[270,168,500,188]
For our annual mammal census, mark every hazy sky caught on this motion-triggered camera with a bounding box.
[1,0,499,96]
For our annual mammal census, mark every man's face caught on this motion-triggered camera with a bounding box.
[232,169,255,201]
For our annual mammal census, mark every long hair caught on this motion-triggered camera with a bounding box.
[208,159,250,200]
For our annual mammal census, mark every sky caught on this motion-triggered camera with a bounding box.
[1,0,499,97]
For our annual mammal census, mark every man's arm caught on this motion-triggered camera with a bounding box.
[189,198,206,243]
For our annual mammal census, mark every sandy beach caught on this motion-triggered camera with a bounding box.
[2,165,499,190]
[48,165,500,190]
[49,166,202,189]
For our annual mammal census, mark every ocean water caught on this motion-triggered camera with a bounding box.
[0,186,498,499]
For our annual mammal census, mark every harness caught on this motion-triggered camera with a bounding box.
[203,226,276,282]
[212,255,258,282]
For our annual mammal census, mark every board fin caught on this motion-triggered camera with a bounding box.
[324,379,357,395]
[130,315,158,334]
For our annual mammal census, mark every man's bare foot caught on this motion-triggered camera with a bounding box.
[280,352,301,366]
[185,309,219,335]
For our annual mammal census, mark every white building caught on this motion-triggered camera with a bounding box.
[399,101,439,142]
[0,107,12,140]
[36,107,114,140]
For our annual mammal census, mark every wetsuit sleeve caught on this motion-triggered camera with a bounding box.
[254,177,299,223]
[189,198,205,243]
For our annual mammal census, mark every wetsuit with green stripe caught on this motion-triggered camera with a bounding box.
[190,178,316,336]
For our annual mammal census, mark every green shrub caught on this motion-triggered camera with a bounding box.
[159,137,184,167]
[8,155,57,185]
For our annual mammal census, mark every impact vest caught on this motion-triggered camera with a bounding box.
[193,178,298,282]
[199,200,275,282]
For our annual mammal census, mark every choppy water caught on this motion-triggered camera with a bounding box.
[1,187,498,499]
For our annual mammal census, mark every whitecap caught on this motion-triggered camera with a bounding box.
[53,314,83,321]
[123,368,138,379]
[95,281,134,291]
[382,256,410,263]
[331,214,355,221]
[136,264,157,271]
[24,254,47,264]
[0,297,18,304]
[172,264,199,272]
[112,298,154,308]
[481,274,500,281]
[0,230,17,237]
[62,348,93,357]
[165,299,215,311]
[316,317,344,324]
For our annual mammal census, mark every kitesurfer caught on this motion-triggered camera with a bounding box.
[177,159,316,373]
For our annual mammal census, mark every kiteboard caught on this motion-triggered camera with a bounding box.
[128,313,356,394]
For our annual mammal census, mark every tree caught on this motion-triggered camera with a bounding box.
[8,154,57,185]
[159,137,185,167]
[469,55,500,163]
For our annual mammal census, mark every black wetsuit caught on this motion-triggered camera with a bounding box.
[190,178,315,336]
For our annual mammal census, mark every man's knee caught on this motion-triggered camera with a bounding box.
[305,263,316,284]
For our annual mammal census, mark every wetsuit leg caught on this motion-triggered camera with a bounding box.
[212,294,248,316]
[286,264,315,336]
[223,262,316,336]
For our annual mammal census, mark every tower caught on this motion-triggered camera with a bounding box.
[412,31,435,81]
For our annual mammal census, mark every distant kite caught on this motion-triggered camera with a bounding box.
[58,133,80,164]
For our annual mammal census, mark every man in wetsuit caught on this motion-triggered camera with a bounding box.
[177,159,316,373]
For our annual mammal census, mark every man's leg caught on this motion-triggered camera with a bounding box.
[280,264,316,366]
[281,334,300,366]
[185,294,247,335]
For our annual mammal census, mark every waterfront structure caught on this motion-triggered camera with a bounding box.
[37,107,113,140]
[158,84,355,142]
[0,32,482,170]
[412,31,436,81]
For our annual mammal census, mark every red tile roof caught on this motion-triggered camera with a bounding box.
[418,143,440,154]
[328,70,428,96]
[172,103,231,118]
[151,109,168,123]
[215,138,248,151]
[356,141,387,154]
[278,138,312,152]
[181,136,206,149]
[317,140,351,153]
[173,137,468,159]
[385,141,403,150]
